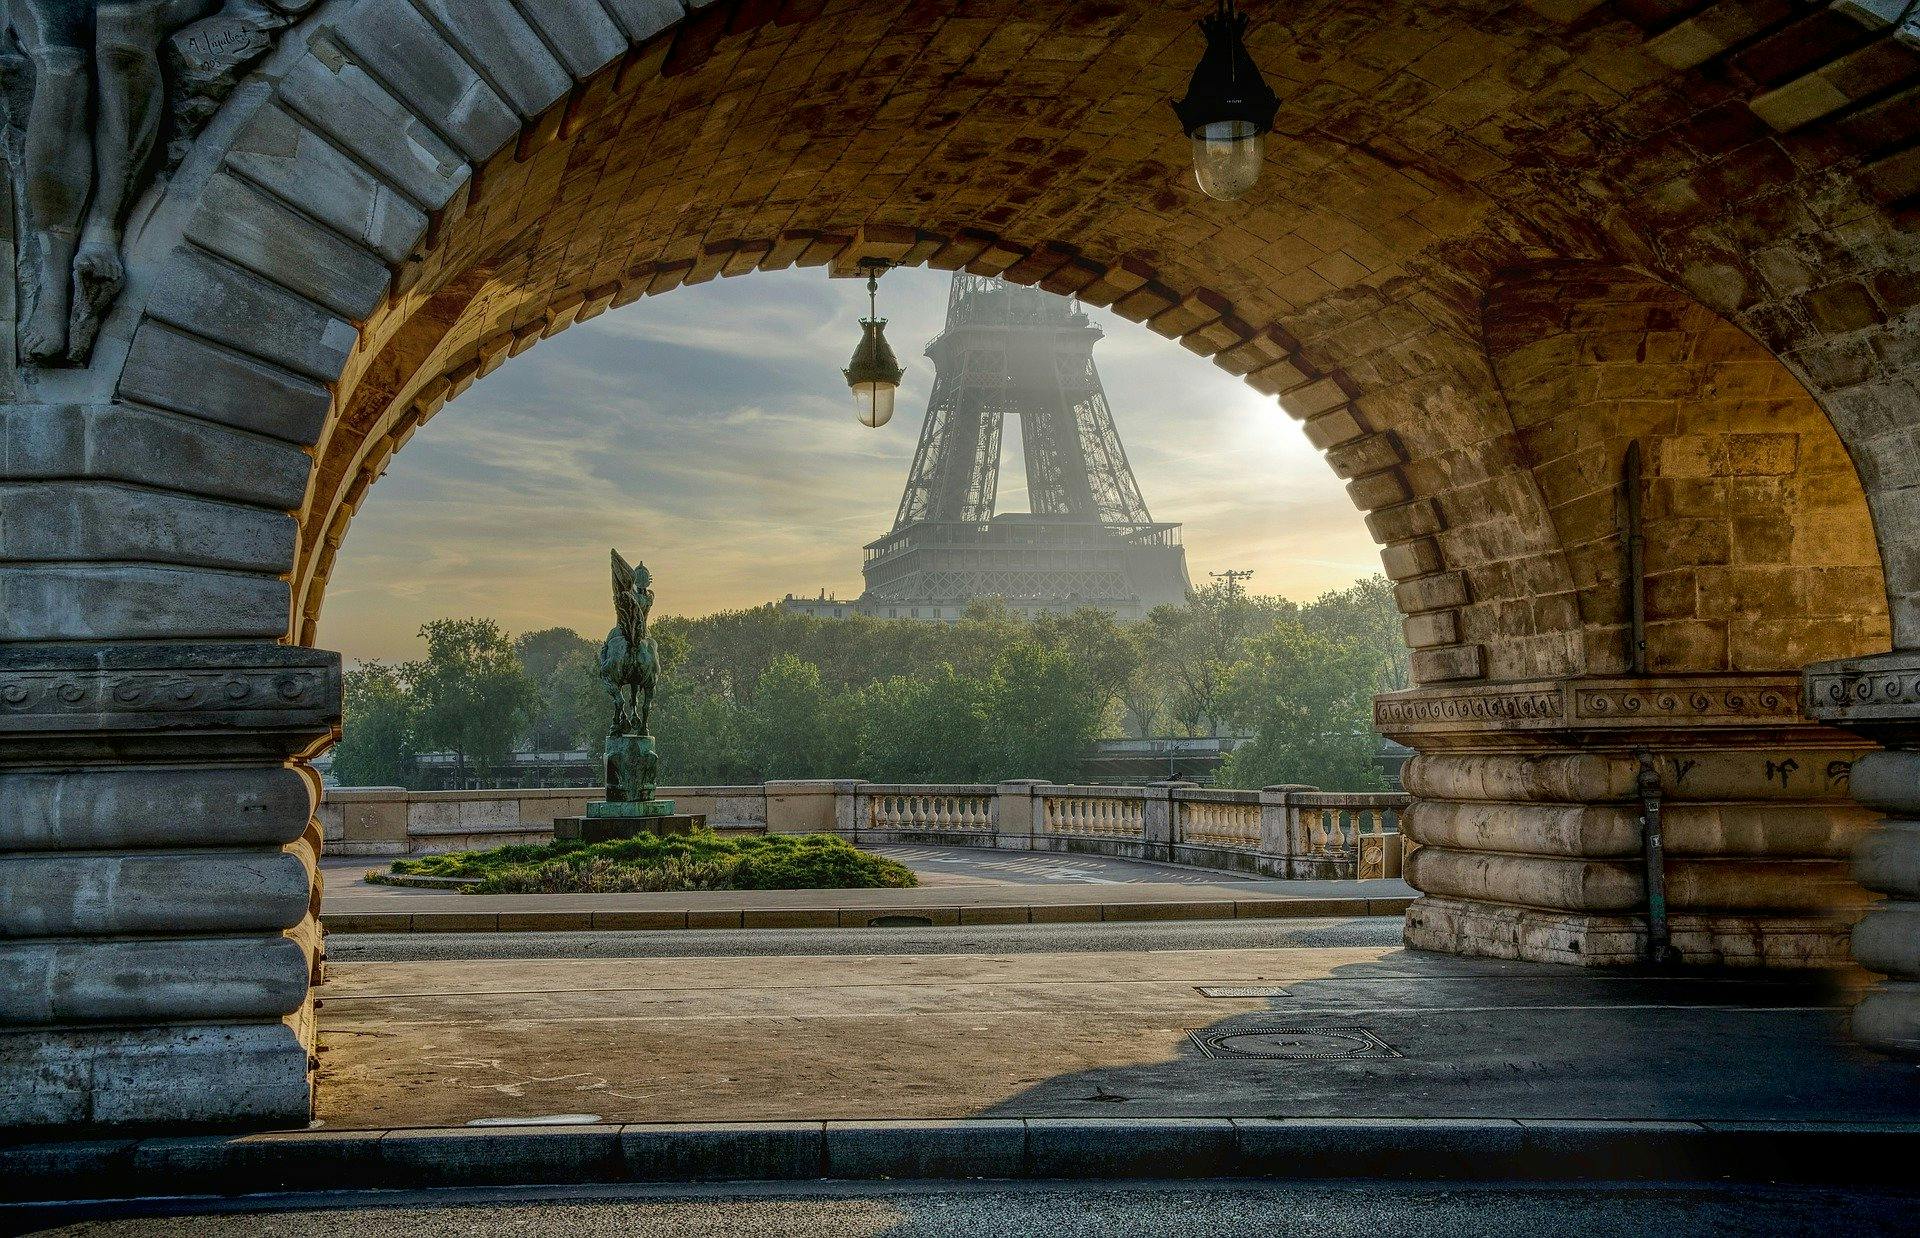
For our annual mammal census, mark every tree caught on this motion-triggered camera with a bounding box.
[743,655,860,779]
[856,666,990,783]
[1215,617,1388,791]
[1031,607,1142,730]
[981,640,1104,782]
[514,627,609,752]
[1138,583,1293,736]
[330,662,416,787]
[405,618,538,788]
[1300,575,1410,694]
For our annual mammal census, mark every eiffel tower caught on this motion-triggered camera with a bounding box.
[788,274,1192,622]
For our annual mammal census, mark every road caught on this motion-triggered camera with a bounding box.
[16,1179,1919,1236]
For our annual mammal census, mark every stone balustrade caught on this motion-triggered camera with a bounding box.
[319,779,1410,881]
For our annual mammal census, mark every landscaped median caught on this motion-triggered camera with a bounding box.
[368,830,917,894]
[6,1117,1918,1205]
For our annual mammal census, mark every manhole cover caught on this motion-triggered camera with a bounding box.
[1190,1026,1399,1060]
[1195,985,1292,998]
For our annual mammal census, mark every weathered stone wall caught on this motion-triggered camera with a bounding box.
[1486,263,1891,674]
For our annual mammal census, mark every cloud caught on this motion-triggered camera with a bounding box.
[321,267,1382,662]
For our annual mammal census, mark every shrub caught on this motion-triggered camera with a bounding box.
[380,829,917,895]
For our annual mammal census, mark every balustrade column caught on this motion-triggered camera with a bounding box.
[1378,674,1875,968]
[1804,652,1920,1056]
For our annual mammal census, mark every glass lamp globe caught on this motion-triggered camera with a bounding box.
[1192,119,1266,202]
[853,379,897,429]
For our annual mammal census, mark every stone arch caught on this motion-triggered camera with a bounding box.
[11,0,1920,1129]
[1483,260,1892,677]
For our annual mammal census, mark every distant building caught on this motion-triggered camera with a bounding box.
[783,273,1191,623]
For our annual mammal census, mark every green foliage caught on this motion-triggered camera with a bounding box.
[381,830,915,894]
[514,627,611,753]
[405,618,539,784]
[334,576,1412,792]
[1215,616,1389,792]
[331,662,416,788]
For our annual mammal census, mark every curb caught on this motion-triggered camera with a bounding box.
[5,1117,1919,1203]
[322,897,1413,933]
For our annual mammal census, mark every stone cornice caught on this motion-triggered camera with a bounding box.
[1375,674,1843,749]
[1803,652,1920,742]
[0,642,340,764]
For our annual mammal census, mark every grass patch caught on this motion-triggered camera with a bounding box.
[371,830,918,895]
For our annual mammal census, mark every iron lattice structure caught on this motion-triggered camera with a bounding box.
[850,275,1191,621]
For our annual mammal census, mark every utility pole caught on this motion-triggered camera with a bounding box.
[1210,569,1253,599]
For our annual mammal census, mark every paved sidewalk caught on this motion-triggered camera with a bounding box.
[312,935,1919,1131]
[320,851,1415,932]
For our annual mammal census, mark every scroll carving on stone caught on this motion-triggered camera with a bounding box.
[0,0,314,369]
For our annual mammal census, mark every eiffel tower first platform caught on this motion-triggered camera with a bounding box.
[785,274,1192,623]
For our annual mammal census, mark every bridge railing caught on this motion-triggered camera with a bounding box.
[319,779,1409,880]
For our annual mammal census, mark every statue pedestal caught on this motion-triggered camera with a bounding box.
[556,801,707,845]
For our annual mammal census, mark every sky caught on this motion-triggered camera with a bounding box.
[320,266,1384,664]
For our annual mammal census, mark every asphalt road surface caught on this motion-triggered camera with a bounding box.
[15,1179,1918,1237]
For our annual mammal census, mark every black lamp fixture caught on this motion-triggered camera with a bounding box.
[844,258,904,429]
[1172,0,1280,202]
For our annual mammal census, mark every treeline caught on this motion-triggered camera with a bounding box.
[331,576,1410,792]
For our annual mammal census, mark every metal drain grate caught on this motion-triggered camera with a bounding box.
[1189,1026,1400,1061]
[1195,985,1292,998]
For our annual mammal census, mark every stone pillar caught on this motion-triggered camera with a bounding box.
[1804,652,1920,1056]
[1258,784,1316,877]
[0,642,340,1128]
[994,780,1049,850]
[1377,675,1876,968]
[1141,780,1183,859]
[763,780,859,834]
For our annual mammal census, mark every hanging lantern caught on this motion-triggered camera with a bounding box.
[1171,0,1279,202]
[844,260,904,428]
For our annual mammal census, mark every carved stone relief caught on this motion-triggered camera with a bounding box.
[0,0,316,369]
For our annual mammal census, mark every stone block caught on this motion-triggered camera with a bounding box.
[277,41,470,210]
[621,1121,824,1181]
[0,403,312,512]
[1236,1117,1527,1179]
[419,0,572,116]
[143,247,356,384]
[0,934,310,1025]
[0,1019,312,1128]
[1410,643,1486,682]
[1395,571,1470,613]
[0,765,313,851]
[0,482,295,574]
[517,0,627,78]
[381,1126,626,1186]
[741,908,836,929]
[224,103,427,264]
[0,565,291,642]
[187,173,390,320]
[1025,1118,1237,1178]
[0,847,313,936]
[118,322,332,446]
[332,0,520,163]
[824,1119,1026,1179]
[123,1130,385,1198]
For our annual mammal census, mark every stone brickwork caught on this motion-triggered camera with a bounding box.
[8,0,1920,1128]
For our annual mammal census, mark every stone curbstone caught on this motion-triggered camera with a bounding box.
[620,1121,824,1182]
[823,1119,1027,1180]
[8,1120,1920,1202]
[1099,901,1234,923]
[380,1126,625,1188]
[1025,1117,1238,1178]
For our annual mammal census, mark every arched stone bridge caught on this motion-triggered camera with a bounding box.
[3,0,1919,1128]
